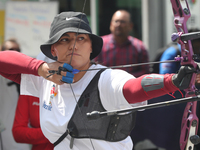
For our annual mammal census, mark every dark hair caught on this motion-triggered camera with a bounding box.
[1,38,21,52]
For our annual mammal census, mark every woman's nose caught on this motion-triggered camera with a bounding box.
[68,40,77,51]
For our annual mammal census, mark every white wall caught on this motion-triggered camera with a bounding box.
[5,1,58,58]
[142,0,200,61]
[165,0,200,45]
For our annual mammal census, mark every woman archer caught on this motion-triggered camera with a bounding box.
[0,12,199,150]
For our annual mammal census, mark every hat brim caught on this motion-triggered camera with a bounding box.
[40,28,103,60]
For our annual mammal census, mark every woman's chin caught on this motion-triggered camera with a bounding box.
[57,60,70,64]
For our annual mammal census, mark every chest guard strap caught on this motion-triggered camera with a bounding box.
[54,69,136,147]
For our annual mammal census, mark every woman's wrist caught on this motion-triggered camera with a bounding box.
[38,62,48,77]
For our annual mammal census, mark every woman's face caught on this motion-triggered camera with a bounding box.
[51,32,92,70]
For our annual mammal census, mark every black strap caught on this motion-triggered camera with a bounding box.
[54,129,69,147]
[53,69,105,147]
[7,81,20,95]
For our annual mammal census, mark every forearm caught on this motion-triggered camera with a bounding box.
[0,51,44,77]
[0,72,21,84]
[123,74,179,103]
[0,51,69,85]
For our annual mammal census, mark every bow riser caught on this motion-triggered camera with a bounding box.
[170,0,199,150]
[172,0,196,66]
[171,1,197,95]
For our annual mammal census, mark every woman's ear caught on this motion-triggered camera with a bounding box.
[90,45,92,53]
[51,45,57,57]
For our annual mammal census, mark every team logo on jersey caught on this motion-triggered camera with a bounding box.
[50,84,58,100]
[43,101,52,111]
[43,85,58,111]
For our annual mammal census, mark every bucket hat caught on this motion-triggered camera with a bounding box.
[40,12,103,60]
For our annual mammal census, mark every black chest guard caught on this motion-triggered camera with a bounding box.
[54,69,136,147]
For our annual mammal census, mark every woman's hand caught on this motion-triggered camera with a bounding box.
[172,66,195,90]
[38,62,74,85]
[38,62,64,85]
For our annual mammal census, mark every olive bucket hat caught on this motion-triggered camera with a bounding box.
[40,12,103,60]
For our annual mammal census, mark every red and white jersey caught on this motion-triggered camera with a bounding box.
[21,64,147,150]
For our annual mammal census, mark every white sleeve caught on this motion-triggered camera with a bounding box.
[98,69,147,111]
[20,74,41,97]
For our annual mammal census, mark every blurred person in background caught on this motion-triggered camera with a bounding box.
[94,10,149,77]
[0,38,30,150]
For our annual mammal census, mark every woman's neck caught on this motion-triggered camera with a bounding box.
[73,63,92,82]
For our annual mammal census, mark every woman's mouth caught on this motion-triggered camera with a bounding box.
[68,53,80,56]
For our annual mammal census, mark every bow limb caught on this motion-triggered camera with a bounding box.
[170,0,199,150]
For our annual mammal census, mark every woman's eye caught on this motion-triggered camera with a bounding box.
[78,37,84,41]
[60,38,68,42]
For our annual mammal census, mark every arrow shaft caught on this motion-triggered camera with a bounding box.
[81,59,179,72]
[87,96,200,118]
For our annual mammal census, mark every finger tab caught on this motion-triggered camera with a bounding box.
[63,63,73,71]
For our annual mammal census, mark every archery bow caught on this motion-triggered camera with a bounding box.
[49,1,200,149]
[87,1,200,150]
[170,0,200,150]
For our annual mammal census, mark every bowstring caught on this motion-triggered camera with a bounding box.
[68,0,95,149]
